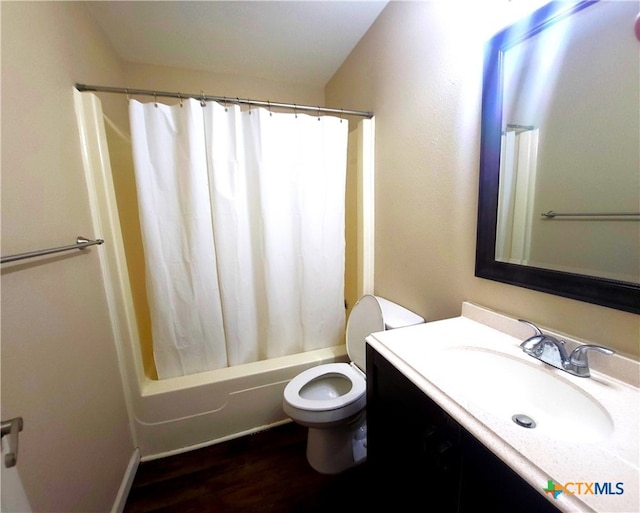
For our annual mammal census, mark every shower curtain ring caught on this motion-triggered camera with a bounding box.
[125,88,130,102]
[223,97,228,112]
[178,93,183,108]
[340,108,344,123]
[154,92,158,108]
[247,98,252,115]
[268,100,272,116]
[200,91,206,107]
[294,104,298,119]
[317,106,321,121]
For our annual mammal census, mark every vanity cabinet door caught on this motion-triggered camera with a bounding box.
[459,431,560,513]
[366,346,462,512]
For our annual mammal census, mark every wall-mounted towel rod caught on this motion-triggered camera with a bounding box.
[506,123,535,131]
[1,237,104,264]
[541,210,640,219]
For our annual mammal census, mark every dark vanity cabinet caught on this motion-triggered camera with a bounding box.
[366,344,559,513]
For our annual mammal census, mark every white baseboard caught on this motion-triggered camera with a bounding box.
[112,449,140,513]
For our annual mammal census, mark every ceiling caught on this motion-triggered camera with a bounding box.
[85,1,389,88]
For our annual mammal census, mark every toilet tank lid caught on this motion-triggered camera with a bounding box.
[346,295,425,372]
[377,296,425,329]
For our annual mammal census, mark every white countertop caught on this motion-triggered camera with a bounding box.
[366,302,639,513]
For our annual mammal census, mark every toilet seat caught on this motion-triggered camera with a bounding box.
[283,363,365,412]
[283,295,385,421]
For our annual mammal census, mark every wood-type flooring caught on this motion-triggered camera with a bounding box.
[123,422,371,513]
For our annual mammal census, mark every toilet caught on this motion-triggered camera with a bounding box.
[283,294,425,474]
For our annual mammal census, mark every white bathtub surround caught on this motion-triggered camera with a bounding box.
[129,100,349,379]
[367,302,639,513]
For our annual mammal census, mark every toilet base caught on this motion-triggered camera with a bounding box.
[305,414,366,474]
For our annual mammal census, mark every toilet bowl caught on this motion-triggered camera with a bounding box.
[283,294,424,474]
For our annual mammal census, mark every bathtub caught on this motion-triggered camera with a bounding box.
[133,346,347,458]
[75,90,369,459]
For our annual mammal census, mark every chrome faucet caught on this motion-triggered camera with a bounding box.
[518,320,614,377]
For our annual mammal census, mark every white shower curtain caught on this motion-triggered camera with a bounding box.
[496,128,539,264]
[129,99,348,379]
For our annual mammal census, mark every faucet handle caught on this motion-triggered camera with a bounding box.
[518,319,542,336]
[518,319,546,353]
[569,344,615,367]
[568,344,615,377]
[518,319,565,345]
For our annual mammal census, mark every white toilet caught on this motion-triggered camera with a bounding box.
[283,294,425,474]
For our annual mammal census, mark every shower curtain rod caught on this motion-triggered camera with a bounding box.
[75,84,374,119]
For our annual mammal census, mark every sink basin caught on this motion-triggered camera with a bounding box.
[428,347,614,443]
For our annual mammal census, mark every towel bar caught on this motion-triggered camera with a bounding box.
[1,236,104,264]
[541,211,640,219]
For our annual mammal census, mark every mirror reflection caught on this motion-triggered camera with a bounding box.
[495,1,639,284]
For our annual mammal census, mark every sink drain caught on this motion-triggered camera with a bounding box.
[512,414,536,429]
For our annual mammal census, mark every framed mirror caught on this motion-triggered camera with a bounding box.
[476,0,640,314]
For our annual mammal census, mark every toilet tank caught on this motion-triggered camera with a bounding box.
[376,296,425,329]
[346,295,425,372]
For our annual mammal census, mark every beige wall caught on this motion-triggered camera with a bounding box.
[1,2,133,511]
[326,1,639,358]
[123,62,325,108]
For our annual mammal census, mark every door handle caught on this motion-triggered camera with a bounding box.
[1,417,24,468]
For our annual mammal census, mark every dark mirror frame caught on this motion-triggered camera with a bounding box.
[475,0,640,315]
